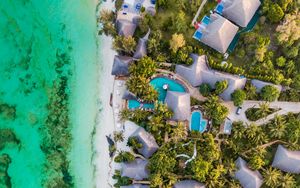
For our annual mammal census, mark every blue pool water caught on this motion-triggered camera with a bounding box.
[128,77,186,109]
[128,100,154,109]
[150,77,186,101]
[190,111,207,133]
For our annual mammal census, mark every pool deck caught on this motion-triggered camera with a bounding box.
[156,69,206,101]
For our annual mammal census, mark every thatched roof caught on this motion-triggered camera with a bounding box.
[121,158,149,180]
[176,54,246,100]
[132,127,159,158]
[221,0,261,27]
[174,180,206,188]
[235,157,263,188]
[165,91,191,121]
[116,19,137,37]
[251,79,282,93]
[123,90,137,100]
[111,55,133,76]
[200,13,238,53]
[272,145,300,174]
[134,30,150,59]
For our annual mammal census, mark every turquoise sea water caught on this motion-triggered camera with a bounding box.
[0,0,98,187]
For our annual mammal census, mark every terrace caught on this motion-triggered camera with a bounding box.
[193,13,239,53]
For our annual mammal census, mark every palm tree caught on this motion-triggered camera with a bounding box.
[263,167,281,187]
[113,131,124,142]
[245,83,257,100]
[170,122,187,143]
[232,122,245,140]
[256,102,271,119]
[269,115,287,139]
[246,124,260,140]
[279,173,296,188]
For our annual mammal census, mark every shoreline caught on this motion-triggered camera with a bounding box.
[92,1,117,187]
[68,0,100,187]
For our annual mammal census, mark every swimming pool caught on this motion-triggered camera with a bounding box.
[128,100,154,110]
[150,77,186,101]
[127,77,186,109]
[190,111,208,133]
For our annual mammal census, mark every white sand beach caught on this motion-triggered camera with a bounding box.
[93,1,117,187]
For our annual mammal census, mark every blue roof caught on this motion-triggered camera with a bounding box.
[193,30,203,41]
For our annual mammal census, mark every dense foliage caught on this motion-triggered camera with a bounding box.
[260,85,280,102]
[114,151,135,163]
[203,96,229,125]
[245,104,279,121]
[231,89,246,107]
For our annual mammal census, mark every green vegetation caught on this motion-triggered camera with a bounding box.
[231,89,246,107]
[106,0,300,187]
[260,85,280,102]
[98,9,116,36]
[199,83,212,97]
[0,154,11,188]
[113,170,132,188]
[126,57,158,102]
[146,112,300,187]
[114,151,135,163]
[127,136,143,151]
[121,102,173,145]
[214,80,228,95]
[113,36,137,55]
[129,56,157,78]
[279,89,300,102]
[203,96,229,125]
[245,103,279,121]
[114,131,125,143]
[0,129,20,150]
[223,1,299,87]
[224,113,300,187]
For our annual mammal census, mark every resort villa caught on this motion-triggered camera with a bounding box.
[173,180,205,188]
[133,30,150,59]
[235,157,264,188]
[111,55,133,77]
[214,0,261,27]
[272,145,300,174]
[193,0,261,53]
[165,91,191,121]
[121,158,149,180]
[193,13,238,53]
[131,127,159,158]
[116,0,156,37]
[176,54,247,101]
